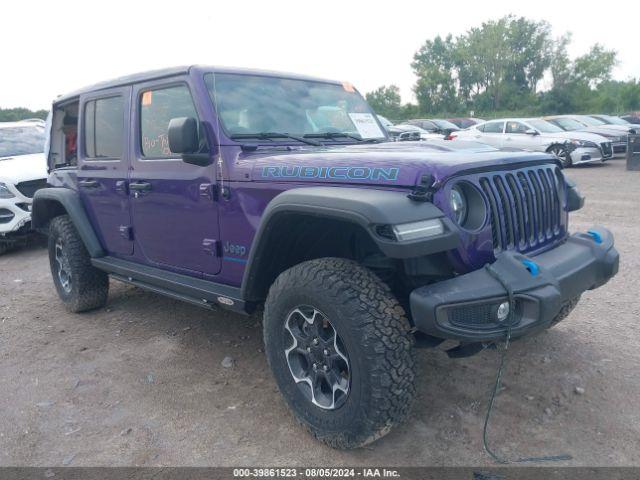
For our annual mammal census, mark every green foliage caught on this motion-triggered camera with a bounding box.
[365,85,403,121]
[366,15,640,120]
[0,107,48,122]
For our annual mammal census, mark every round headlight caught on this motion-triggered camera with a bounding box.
[450,185,467,225]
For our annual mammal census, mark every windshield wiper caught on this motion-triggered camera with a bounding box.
[304,132,383,143]
[230,132,322,146]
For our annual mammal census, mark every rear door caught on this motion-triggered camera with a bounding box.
[77,88,133,256]
[129,79,221,276]
[473,121,505,147]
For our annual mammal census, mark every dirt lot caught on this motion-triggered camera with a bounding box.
[1,160,638,467]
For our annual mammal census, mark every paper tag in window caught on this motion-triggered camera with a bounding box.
[142,91,153,106]
[348,113,384,139]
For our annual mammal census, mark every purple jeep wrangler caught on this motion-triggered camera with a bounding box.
[33,66,618,449]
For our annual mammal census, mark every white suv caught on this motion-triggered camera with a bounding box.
[0,121,48,254]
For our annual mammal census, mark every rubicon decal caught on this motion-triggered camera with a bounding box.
[261,165,400,182]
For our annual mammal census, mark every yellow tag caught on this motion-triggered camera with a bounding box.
[142,91,153,106]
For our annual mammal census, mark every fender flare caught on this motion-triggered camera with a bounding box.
[32,188,105,258]
[241,186,460,300]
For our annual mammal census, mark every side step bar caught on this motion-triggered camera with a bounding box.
[91,256,250,314]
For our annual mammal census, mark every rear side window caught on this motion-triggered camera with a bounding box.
[84,96,124,159]
[482,121,504,133]
[139,85,198,158]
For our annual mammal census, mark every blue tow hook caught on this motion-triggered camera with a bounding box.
[521,259,540,277]
[587,229,603,244]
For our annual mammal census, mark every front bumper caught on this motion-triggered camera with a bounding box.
[570,146,606,165]
[0,184,35,237]
[410,227,619,342]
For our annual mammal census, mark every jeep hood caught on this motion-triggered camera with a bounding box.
[0,153,47,184]
[241,141,556,187]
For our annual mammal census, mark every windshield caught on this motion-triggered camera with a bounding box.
[205,73,386,141]
[577,115,604,126]
[550,118,584,131]
[377,115,393,127]
[432,119,458,129]
[528,119,564,133]
[0,126,45,157]
[598,115,629,125]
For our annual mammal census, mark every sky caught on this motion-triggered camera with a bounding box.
[3,0,639,111]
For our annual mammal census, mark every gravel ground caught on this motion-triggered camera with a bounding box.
[0,159,638,467]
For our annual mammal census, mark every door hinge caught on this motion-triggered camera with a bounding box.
[202,238,220,257]
[199,183,218,201]
[119,225,133,240]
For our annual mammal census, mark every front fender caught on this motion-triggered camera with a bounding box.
[241,186,460,300]
[32,188,105,258]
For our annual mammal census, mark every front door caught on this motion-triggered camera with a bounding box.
[503,121,540,150]
[77,88,133,256]
[129,79,221,276]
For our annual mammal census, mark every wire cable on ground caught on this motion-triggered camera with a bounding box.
[482,264,573,464]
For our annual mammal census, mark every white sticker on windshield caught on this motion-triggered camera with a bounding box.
[348,113,384,139]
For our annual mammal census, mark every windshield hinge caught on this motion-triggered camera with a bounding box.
[408,174,438,202]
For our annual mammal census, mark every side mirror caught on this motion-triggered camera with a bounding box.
[525,129,539,136]
[168,117,199,154]
[168,117,212,167]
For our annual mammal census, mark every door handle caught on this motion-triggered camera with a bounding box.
[129,181,152,192]
[78,179,99,188]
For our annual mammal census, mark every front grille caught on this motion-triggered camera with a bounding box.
[479,166,565,253]
[0,208,15,224]
[15,179,47,198]
[601,142,613,158]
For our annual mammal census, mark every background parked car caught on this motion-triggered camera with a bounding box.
[0,121,48,254]
[406,118,460,137]
[377,115,436,141]
[621,112,640,124]
[453,117,612,167]
[589,114,638,131]
[447,117,484,129]
[544,115,628,157]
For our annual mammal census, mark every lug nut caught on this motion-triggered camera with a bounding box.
[312,338,319,346]
[323,365,328,372]
[306,346,311,353]
[312,363,318,370]
[323,349,329,356]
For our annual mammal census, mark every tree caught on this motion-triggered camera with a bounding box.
[412,16,554,113]
[0,107,48,122]
[365,85,403,121]
[572,44,617,87]
[411,34,459,114]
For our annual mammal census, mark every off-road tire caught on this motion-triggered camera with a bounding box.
[263,257,416,449]
[48,215,109,312]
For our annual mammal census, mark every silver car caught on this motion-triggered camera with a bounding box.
[453,118,612,167]
[544,115,629,157]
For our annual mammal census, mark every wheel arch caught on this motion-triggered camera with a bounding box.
[32,188,105,258]
[241,186,459,303]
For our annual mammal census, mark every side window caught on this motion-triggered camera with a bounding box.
[84,96,124,159]
[505,121,528,134]
[140,84,198,158]
[483,121,504,134]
